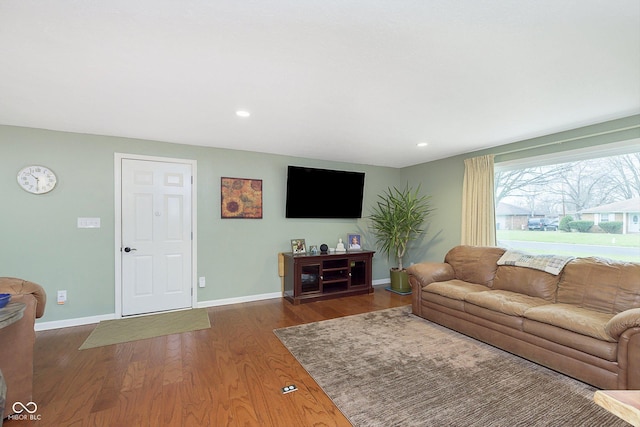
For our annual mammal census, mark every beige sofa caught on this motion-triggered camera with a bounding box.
[407,245,640,390]
[0,278,47,416]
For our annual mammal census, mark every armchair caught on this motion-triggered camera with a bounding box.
[0,278,46,417]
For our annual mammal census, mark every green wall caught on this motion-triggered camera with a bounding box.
[1,114,637,325]
[0,125,401,323]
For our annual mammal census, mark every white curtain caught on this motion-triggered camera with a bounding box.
[461,154,497,246]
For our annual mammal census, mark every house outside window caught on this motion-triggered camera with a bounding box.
[494,142,640,263]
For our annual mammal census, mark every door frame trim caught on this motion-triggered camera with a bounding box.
[114,153,198,318]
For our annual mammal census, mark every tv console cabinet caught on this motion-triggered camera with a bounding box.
[283,250,375,304]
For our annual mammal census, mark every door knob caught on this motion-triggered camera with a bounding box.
[123,247,137,253]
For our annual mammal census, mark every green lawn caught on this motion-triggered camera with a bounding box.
[497,230,639,247]
[496,230,640,262]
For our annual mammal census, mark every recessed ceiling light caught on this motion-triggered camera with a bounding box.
[236,110,251,117]
[417,142,428,147]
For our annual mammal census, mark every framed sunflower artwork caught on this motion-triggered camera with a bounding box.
[221,177,263,219]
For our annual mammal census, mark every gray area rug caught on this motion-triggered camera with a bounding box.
[274,306,628,427]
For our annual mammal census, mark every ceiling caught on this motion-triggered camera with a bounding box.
[1,1,638,168]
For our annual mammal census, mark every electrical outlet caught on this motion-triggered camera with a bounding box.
[199,277,206,288]
[281,385,297,394]
[57,290,67,305]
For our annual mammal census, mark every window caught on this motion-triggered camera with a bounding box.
[599,213,612,223]
[494,141,640,262]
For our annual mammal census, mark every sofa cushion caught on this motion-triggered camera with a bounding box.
[465,290,550,317]
[524,303,616,342]
[424,279,489,301]
[444,245,505,287]
[557,257,640,314]
[523,318,618,362]
[464,303,525,330]
[422,291,466,311]
[493,265,559,301]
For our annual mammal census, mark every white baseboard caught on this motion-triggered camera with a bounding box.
[35,313,116,331]
[35,292,283,331]
[35,285,390,331]
[197,292,282,308]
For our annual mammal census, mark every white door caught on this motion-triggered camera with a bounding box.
[121,159,193,316]
[630,214,640,233]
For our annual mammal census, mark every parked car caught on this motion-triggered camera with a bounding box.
[527,218,558,231]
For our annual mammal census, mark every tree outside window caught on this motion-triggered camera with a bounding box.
[495,151,640,262]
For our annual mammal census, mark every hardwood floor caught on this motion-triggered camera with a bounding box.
[12,286,410,426]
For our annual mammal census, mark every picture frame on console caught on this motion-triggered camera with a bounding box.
[348,234,362,250]
[291,239,306,254]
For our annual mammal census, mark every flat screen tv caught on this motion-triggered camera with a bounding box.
[285,166,365,218]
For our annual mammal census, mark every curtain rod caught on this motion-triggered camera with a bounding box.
[494,124,640,157]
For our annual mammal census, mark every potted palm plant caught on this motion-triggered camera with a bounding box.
[369,184,433,293]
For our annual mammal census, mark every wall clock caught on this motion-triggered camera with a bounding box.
[17,165,58,194]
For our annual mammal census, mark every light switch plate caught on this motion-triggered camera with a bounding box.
[77,217,101,228]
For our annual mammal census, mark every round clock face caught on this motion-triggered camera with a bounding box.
[17,165,58,194]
